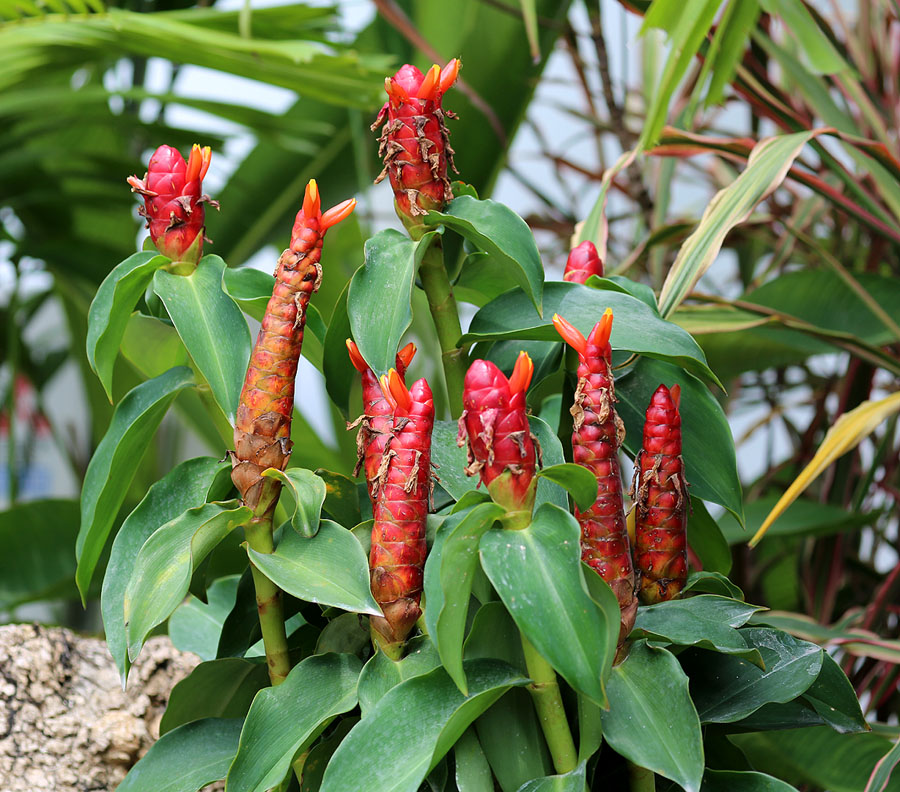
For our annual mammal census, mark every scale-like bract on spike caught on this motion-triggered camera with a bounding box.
[553,310,637,644]
[633,384,688,604]
[231,181,356,512]
[562,240,604,284]
[369,371,434,657]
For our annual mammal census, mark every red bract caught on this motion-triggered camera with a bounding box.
[562,241,604,284]
[554,309,637,644]
[458,353,537,522]
[369,369,434,657]
[372,59,460,234]
[632,384,688,604]
[127,144,217,264]
[232,180,356,510]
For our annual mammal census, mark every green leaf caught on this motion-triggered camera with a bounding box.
[86,251,169,399]
[515,764,587,792]
[462,282,718,385]
[424,501,506,694]
[226,653,363,792]
[454,727,494,792]
[357,635,441,716]
[634,595,765,664]
[117,718,242,792]
[316,468,361,527]
[801,652,868,735]
[246,519,380,615]
[348,229,436,377]
[702,770,798,792]
[759,0,847,74]
[77,366,195,599]
[479,504,613,705]
[314,611,371,656]
[319,660,527,792]
[602,641,705,792]
[124,500,251,661]
[535,463,597,511]
[704,1,761,105]
[684,571,744,600]
[153,255,251,423]
[263,467,327,537]
[222,266,274,322]
[168,574,240,662]
[121,312,190,380]
[688,497,733,574]
[684,627,823,723]
[866,737,900,792]
[322,280,355,416]
[160,657,269,735]
[426,196,544,315]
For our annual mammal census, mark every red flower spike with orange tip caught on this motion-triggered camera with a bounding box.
[346,340,417,502]
[553,309,637,645]
[372,59,460,235]
[231,181,356,512]
[458,352,538,524]
[127,144,218,264]
[563,240,604,284]
[632,384,689,605]
[368,369,435,658]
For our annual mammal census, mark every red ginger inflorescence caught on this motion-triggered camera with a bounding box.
[458,353,538,524]
[372,59,460,234]
[368,369,435,657]
[127,144,218,264]
[562,241,604,284]
[347,340,417,502]
[231,180,356,512]
[632,384,689,604]
[553,309,637,644]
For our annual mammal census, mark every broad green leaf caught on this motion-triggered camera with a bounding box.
[77,366,195,599]
[314,611,371,656]
[357,636,441,716]
[101,457,227,682]
[322,281,355,416]
[586,274,658,311]
[246,519,380,615]
[535,463,596,511]
[124,500,251,661]
[319,660,527,792]
[317,468,361,527]
[689,497,732,574]
[121,312,190,380]
[515,763,587,792]
[426,196,543,314]
[153,255,251,423]
[866,737,900,792]
[463,282,718,385]
[602,641,704,792]
[226,653,363,792]
[168,574,240,662]
[455,727,493,792]
[801,652,868,735]
[160,658,268,735]
[683,571,744,600]
[424,502,505,693]
[117,718,242,792]
[683,627,823,723]
[86,251,168,399]
[263,467,327,537]
[479,503,613,705]
[579,563,624,684]
[348,229,436,377]
[298,719,357,792]
[702,770,798,792]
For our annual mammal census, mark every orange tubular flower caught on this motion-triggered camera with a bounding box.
[563,241,604,284]
[372,59,460,235]
[127,144,218,264]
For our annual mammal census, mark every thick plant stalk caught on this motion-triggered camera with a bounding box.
[553,309,637,645]
[563,240,604,284]
[368,369,435,659]
[632,384,688,604]
[231,180,356,684]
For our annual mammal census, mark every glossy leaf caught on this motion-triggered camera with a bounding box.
[246,519,380,615]
[168,574,240,662]
[322,281,355,416]
[424,501,505,694]
[263,467,327,538]
[866,737,900,792]
[226,653,363,792]
[153,255,251,423]
[515,763,587,792]
[319,660,527,792]
[124,500,251,661]
[117,718,242,792]
[683,571,745,600]
[77,365,195,599]
[801,652,868,734]
[357,635,441,716]
[602,641,704,792]
[317,468,361,528]
[479,504,613,705]
[426,196,543,314]
[702,770,798,792]
[86,251,169,399]
[689,497,732,574]
[454,727,493,792]
[121,312,190,380]
[314,611,371,656]
[535,463,597,511]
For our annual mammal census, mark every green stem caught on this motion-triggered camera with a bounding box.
[6,283,18,506]
[520,633,578,775]
[417,241,467,417]
[628,761,656,792]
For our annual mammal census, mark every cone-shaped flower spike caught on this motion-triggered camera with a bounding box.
[231,180,356,511]
[458,352,537,526]
[562,240,604,284]
[553,309,636,644]
[368,369,434,658]
[632,384,689,604]
[372,59,460,236]
[127,144,217,264]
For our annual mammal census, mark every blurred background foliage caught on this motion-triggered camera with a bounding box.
[1,0,899,784]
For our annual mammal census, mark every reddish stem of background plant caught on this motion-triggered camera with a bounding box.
[553,309,637,644]
[562,240,604,284]
[632,384,689,604]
